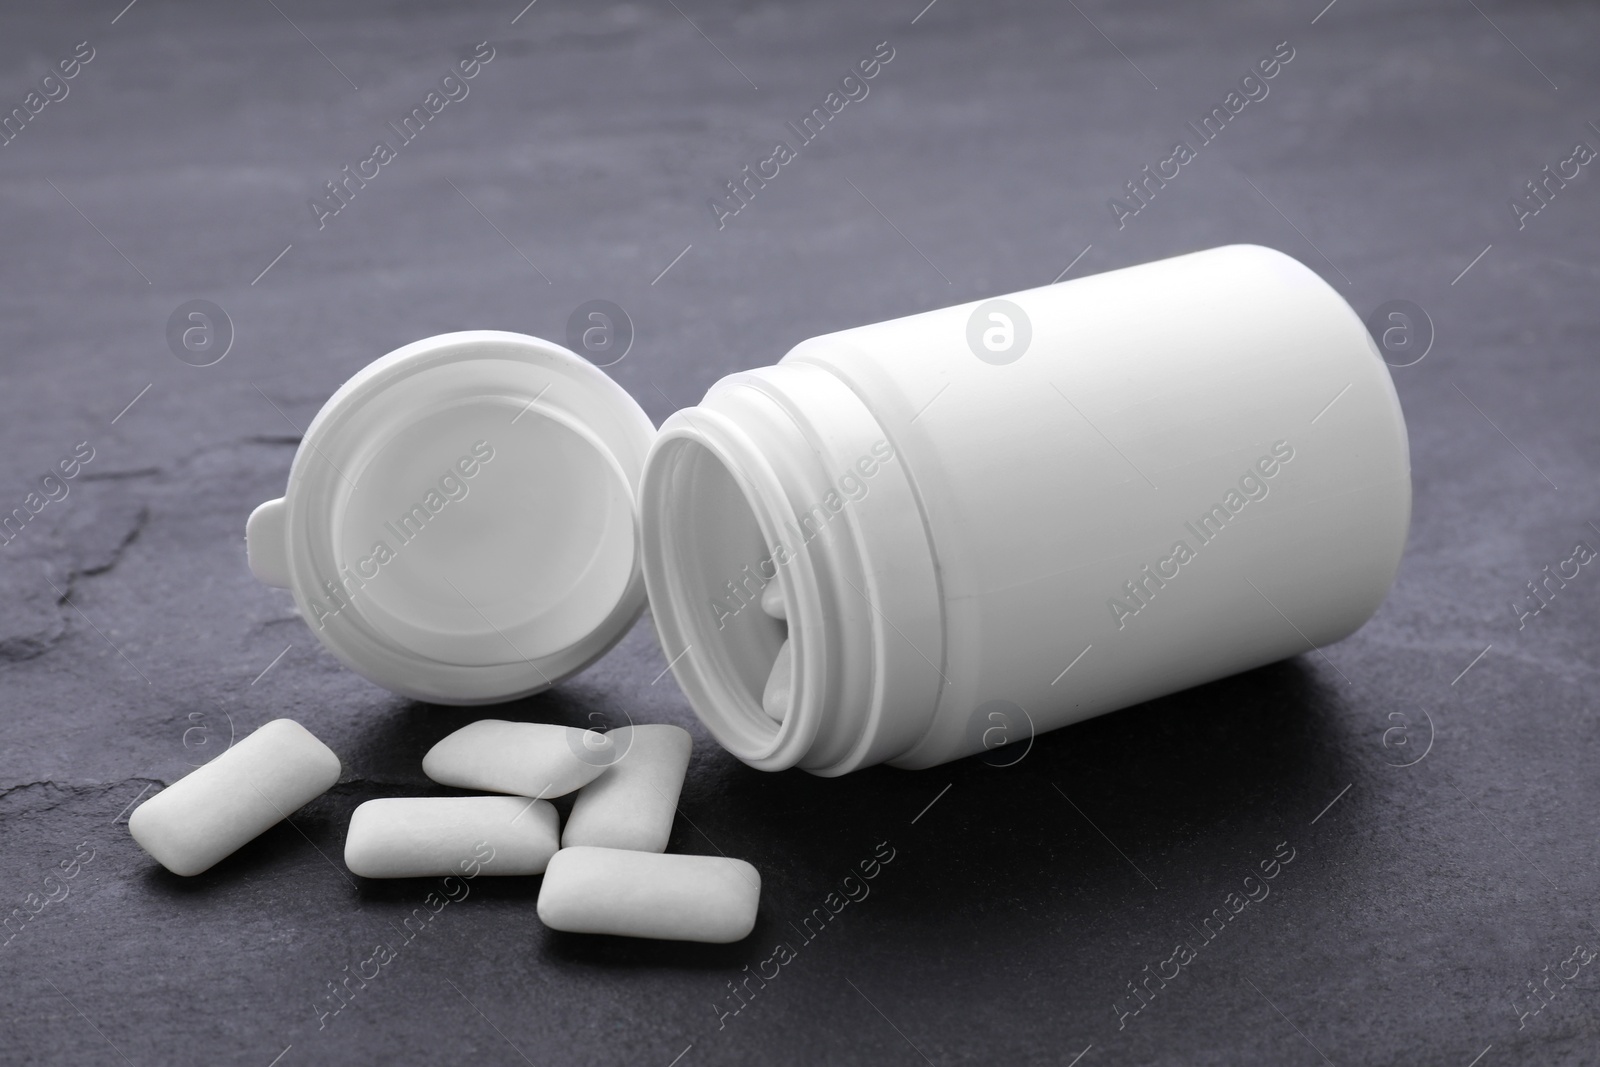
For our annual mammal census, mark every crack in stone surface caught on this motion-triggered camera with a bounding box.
[0,778,165,817]
[74,504,149,581]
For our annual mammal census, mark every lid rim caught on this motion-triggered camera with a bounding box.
[268,331,655,705]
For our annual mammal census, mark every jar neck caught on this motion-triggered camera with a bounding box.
[639,361,945,775]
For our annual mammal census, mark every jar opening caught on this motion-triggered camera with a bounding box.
[641,434,809,765]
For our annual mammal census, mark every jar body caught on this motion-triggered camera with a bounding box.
[640,245,1411,774]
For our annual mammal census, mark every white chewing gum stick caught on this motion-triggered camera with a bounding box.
[537,846,761,943]
[344,796,558,878]
[562,724,692,853]
[760,581,786,620]
[128,718,341,877]
[422,719,614,798]
[761,639,793,723]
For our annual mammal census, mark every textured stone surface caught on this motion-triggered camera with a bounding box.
[0,1,1596,1064]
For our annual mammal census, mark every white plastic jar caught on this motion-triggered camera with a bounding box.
[638,244,1409,773]
[249,245,1410,776]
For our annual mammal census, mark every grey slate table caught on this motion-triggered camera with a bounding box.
[2,1,1597,1064]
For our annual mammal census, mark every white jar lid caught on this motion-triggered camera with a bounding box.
[246,331,655,705]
